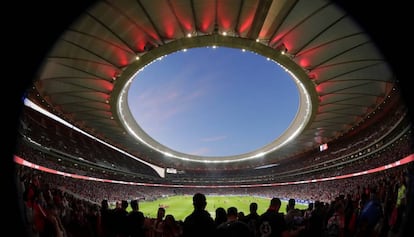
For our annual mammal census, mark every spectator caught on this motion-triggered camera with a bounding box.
[163,214,182,237]
[216,206,253,237]
[391,172,407,235]
[113,200,129,237]
[354,188,383,237]
[325,202,345,237]
[153,207,165,237]
[182,193,215,237]
[258,197,290,237]
[307,200,325,237]
[243,202,260,237]
[285,198,303,229]
[214,207,227,227]
[128,199,145,237]
[285,198,304,232]
[259,197,304,237]
[43,203,67,237]
[97,199,114,237]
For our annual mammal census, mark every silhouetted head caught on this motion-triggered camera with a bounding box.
[227,206,238,217]
[157,207,166,219]
[270,197,281,211]
[215,207,227,224]
[130,199,139,210]
[250,202,258,213]
[287,198,296,212]
[121,200,129,209]
[193,193,207,210]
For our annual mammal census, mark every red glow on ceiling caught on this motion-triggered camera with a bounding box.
[314,84,324,94]
[219,18,232,29]
[108,19,147,53]
[238,0,259,35]
[89,36,132,67]
[197,2,215,33]
[157,4,179,39]
[308,67,324,78]
[200,20,213,32]
[98,40,130,68]
[282,42,293,53]
[141,25,160,42]
[162,21,176,39]
[298,58,311,68]
[124,17,159,44]
[135,40,147,52]
[104,94,111,102]
[169,1,194,32]
[269,31,288,46]
[101,103,111,111]
[182,21,194,32]
[115,24,147,52]
[294,46,323,66]
[97,66,114,79]
[100,81,114,92]
[89,111,113,120]
[105,69,119,80]
[308,73,317,80]
[278,27,309,54]
[238,14,254,35]
[217,1,237,30]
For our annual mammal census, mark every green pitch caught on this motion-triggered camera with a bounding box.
[135,195,308,221]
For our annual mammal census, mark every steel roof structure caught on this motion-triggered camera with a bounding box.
[21,0,407,174]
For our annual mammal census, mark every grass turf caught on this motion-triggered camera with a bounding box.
[133,195,308,221]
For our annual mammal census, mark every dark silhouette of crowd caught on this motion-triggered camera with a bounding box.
[15,160,414,237]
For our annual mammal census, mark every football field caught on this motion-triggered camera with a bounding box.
[136,195,308,221]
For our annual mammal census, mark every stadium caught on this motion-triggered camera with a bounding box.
[6,1,413,237]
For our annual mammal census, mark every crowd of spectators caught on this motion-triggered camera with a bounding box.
[18,106,160,179]
[16,100,413,186]
[16,159,413,237]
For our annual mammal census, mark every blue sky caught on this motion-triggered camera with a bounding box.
[127,47,299,157]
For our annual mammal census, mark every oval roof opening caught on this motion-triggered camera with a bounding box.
[127,47,299,157]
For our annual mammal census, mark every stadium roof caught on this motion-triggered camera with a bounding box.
[25,0,403,173]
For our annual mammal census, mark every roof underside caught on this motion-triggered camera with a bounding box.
[30,0,396,172]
